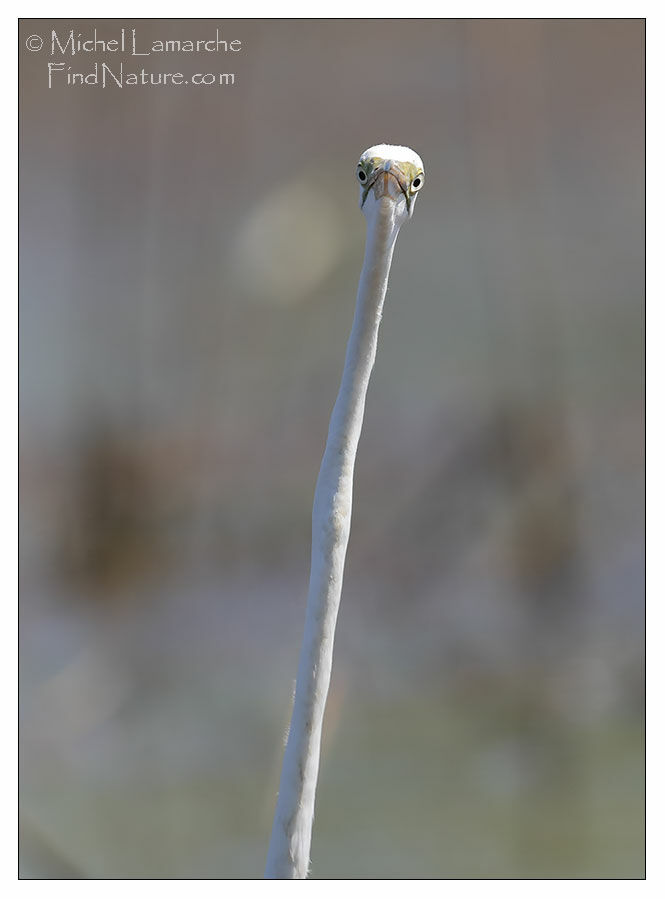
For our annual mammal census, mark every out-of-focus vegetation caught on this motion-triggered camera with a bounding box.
[20,19,644,878]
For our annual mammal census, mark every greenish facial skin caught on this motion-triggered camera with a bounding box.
[357,155,425,216]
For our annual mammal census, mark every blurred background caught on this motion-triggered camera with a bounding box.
[19,18,644,878]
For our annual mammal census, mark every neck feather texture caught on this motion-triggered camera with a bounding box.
[265,197,404,879]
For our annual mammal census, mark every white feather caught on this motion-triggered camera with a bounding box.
[265,146,422,879]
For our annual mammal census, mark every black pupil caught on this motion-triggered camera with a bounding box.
[413,177,421,187]
[358,170,366,181]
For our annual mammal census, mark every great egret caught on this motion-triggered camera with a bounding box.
[265,144,425,879]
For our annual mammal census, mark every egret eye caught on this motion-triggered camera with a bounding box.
[411,174,424,192]
[357,169,367,183]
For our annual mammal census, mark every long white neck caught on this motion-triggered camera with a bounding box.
[265,198,405,878]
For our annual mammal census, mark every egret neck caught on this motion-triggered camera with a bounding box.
[265,144,424,879]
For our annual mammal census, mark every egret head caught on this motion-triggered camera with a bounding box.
[356,144,424,220]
